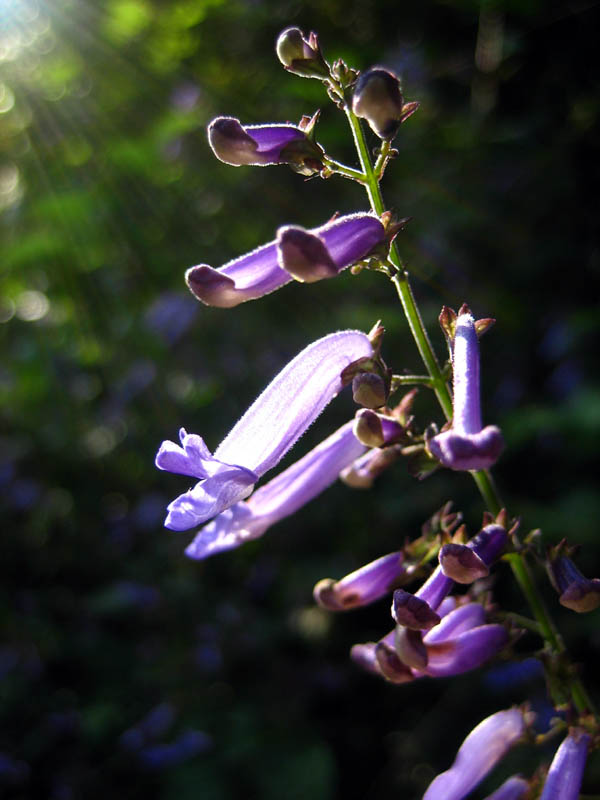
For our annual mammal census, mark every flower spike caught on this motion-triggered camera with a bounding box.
[186,213,386,308]
[423,709,527,800]
[156,330,373,531]
[185,421,365,559]
[429,310,504,470]
[207,116,324,174]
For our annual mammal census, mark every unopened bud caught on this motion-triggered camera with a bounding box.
[547,550,600,613]
[352,67,418,140]
[352,372,387,408]
[353,408,404,447]
[276,27,329,79]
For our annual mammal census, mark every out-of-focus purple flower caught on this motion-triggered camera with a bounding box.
[156,331,372,532]
[314,551,405,611]
[483,776,530,800]
[186,213,386,308]
[439,523,508,583]
[185,421,366,559]
[208,116,324,173]
[547,545,600,613]
[423,709,527,800]
[339,444,402,488]
[139,729,212,769]
[540,728,590,800]
[429,311,503,471]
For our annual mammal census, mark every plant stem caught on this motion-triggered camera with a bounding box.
[344,103,596,717]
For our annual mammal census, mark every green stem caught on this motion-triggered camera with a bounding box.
[322,156,366,183]
[344,101,596,718]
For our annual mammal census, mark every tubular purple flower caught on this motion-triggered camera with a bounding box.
[540,729,590,800]
[483,776,530,800]
[429,312,504,471]
[422,622,508,678]
[423,709,527,800]
[207,116,324,172]
[185,421,366,560]
[547,554,600,613]
[156,330,373,531]
[353,408,404,448]
[439,523,508,583]
[314,551,405,611]
[186,213,386,308]
[392,564,454,629]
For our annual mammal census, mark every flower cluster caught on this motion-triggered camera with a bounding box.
[154,25,598,799]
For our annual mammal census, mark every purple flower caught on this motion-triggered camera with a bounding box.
[314,551,405,611]
[185,213,386,308]
[354,599,508,682]
[353,408,404,447]
[423,709,527,800]
[156,330,372,532]
[208,116,323,173]
[185,421,366,560]
[547,547,600,613]
[540,729,590,800]
[429,312,504,471]
[439,523,508,583]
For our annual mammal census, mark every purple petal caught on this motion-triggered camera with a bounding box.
[155,428,221,478]
[428,425,504,471]
[416,564,454,610]
[424,603,486,645]
[186,241,289,308]
[452,313,482,435]
[164,466,257,531]
[424,624,508,677]
[483,776,530,800]
[423,709,526,800]
[540,729,590,800]
[207,117,306,166]
[315,550,405,611]
[185,421,365,559]
[276,227,338,283]
[392,590,441,631]
[319,213,386,266]
[214,330,373,476]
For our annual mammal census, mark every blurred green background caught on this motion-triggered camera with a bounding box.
[1,0,599,797]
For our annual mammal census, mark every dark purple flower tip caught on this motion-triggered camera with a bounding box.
[392,589,441,631]
[314,551,405,611]
[540,729,590,800]
[186,264,280,309]
[352,68,405,140]
[395,627,428,670]
[549,555,600,613]
[428,424,504,471]
[483,775,530,800]
[353,409,403,448]
[276,27,329,79]
[439,543,489,583]
[423,709,527,800]
[374,640,415,684]
[207,117,321,170]
[276,226,338,282]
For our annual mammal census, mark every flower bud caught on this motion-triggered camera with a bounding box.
[351,372,387,408]
[547,549,600,613]
[392,589,441,631]
[276,27,329,79]
[352,409,404,448]
[314,551,405,611]
[352,68,418,140]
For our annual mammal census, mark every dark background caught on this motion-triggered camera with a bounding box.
[1,0,599,797]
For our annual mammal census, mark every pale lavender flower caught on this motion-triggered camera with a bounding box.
[208,116,323,172]
[540,729,590,800]
[423,709,527,800]
[429,312,504,471]
[314,551,405,611]
[156,331,372,531]
[186,213,386,308]
[185,421,365,560]
[483,776,530,800]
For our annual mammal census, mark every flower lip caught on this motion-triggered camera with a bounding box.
[156,330,373,532]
